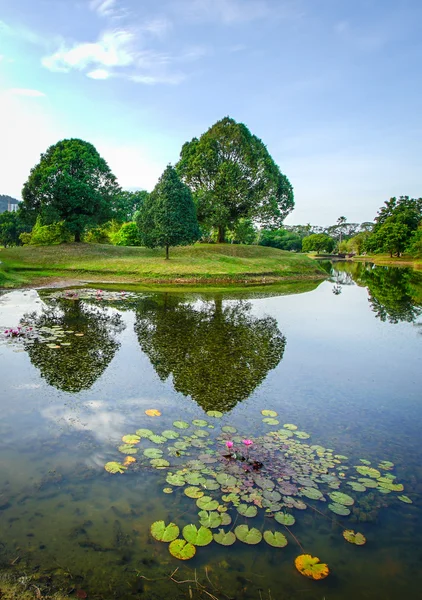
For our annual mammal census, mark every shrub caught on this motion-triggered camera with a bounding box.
[20,217,73,245]
[112,222,142,246]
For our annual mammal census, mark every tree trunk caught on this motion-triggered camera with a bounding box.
[217,225,225,243]
[75,231,81,243]
[165,245,169,260]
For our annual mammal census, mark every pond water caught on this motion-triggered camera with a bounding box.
[0,262,421,600]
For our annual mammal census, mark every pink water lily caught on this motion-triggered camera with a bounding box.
[242,439,253,446]
[225,441,234,449]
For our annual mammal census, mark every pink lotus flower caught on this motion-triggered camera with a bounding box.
[242,439,253,446]
[225,441,234,449]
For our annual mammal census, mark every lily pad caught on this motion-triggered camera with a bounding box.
[261,410,278,417]
[182,524,213,546]
[150,458,170,469]
[275,512,295,526]
[145,409,161,417]
[328,492,354,506]
[185,473,206,485]
[104,462,126,474]
[198,510,222,528]
[173,421,190,429]
[184,486,204,499]
[213,529,236,546]
[235,525,262,545]
[262,418,279,425]
[136,428,153,437]
[343,530,366,545]
[202,479,220,491]
[118,444,138,455]
[263,531,288,547]
[222,426,237,434]
[301,487,323,500]
[357,477,378,489]
[216,473,237,487]
[294,431,311,439]
[206,410,223,418]
[144,448,163,459]
[347,482,366,492]
[169,539,196,560]
[355,466,381,478]
[163,487,173,494]
[150,521,179,542]
[237,504,258,518]
[166,473,185,486]
[328,503,351,516]
[149,434,167,444]
[162,430,180,439]
[192,419,208,427]
[283,424,298,430]
[197,496,219,511]
[122,434,140,444]
[295,555,329,580]
[397,495,412,504]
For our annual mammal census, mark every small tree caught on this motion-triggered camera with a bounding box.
[137,165,200,259]
[302,233,335,253]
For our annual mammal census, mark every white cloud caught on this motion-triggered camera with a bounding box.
[130,72,185,84]
[42,29,136,72]
[87,68,111,79]
[90,0,118,18]
[8,88,46,97]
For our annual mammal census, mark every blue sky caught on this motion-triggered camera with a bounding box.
[0,0,421,225]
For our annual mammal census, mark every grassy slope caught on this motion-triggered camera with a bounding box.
[0,243,325,288]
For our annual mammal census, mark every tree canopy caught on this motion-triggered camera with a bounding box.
[176,117,294,242]
[136,165,200,259]
[365,196,422,257]
[302,233,335,253]
[21,138,120,241]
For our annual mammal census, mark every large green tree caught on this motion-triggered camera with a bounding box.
[21,139,121,241]
[136,165,200,259]
[366,196,422,256]
[302,233,335,253]
[176,117,294,242]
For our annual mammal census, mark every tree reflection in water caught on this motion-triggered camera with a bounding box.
[135,294,286,412]
[24,299,125,392]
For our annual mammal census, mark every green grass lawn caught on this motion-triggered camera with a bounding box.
[0,243,326,288]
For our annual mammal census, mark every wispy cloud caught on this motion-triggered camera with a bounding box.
[90,0,119,18]
[7,88,46,98]
[174,0,271,24]
[42,29,136,72]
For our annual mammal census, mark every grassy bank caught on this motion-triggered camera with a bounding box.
[0,243,326,289]
[354,254,422,270]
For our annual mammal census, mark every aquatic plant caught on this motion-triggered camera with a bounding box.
[104,410,410,574]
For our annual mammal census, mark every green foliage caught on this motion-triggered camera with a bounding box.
[0,211,24,247]
[176,117,294,242]
[84,220,121,244]
[407,225,422,257]
[259,228,303,251]
[20,217,73,246]
[366,196,422,257]
[21,138,120,242]
[113,190,149,223]
[137,165,200,259]
[302,233,335,253]
[226,219,257,245]
[112,222,142,246]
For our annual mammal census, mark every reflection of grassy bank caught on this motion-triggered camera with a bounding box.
[0,243,326,289]
[354,254,422,270]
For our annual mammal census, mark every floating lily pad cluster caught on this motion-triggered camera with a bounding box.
[3,323,83,350]
[104,408,410,575]
[47,288,140,307]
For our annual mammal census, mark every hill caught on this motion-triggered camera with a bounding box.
[0,243,326,288]
[0,194,20,213]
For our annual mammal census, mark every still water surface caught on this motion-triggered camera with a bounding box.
[0,262,421,599]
